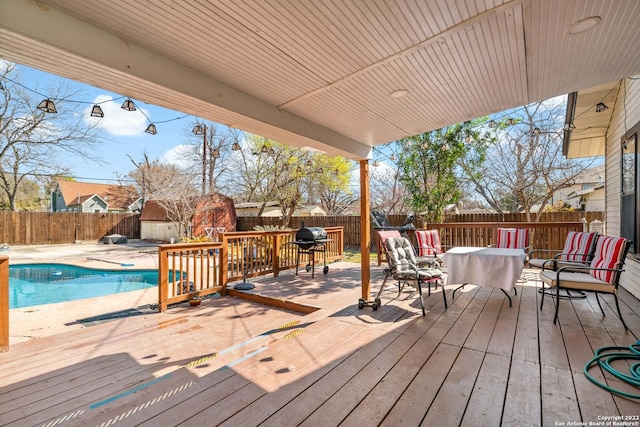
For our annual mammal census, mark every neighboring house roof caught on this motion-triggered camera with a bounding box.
[573,165,605,184]
[57,181,139,211]
[139,200,171,221]
[567,183,605,198]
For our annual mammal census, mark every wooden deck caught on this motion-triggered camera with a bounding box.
[1,262,639,426]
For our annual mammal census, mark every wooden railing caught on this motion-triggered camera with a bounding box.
[158,227,344,311]
[375,221,585,265]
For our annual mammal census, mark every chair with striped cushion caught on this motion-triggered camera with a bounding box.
[415,229,446,266]
[539,236,631,330]
[495,228,530,250]
[529,231,598,269]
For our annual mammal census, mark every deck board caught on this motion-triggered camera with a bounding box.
[1,264,639,426]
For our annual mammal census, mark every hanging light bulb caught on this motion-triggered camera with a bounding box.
[261,145,269,153]
[533,127,541,136]
[121,98,136,111]
[192,124,205,135]
[442,143,450,151]
[296,165,302,173]
[465,135,473,143]
[90,104,104,118]
[595,102,609,112]
[373,160,380,167]
[231,142,241,151]
[282,163,288,172]
[505,118,515,126]
[144,124,157,135]
[268,148,275,155]
[488,119,496,128]
[390,154,396,161]
[212,148,220,158]
[334,168,340,175]
[306,159,313,167]
[36,99,57,113]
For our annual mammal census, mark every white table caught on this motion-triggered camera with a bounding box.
[442,247,526,306]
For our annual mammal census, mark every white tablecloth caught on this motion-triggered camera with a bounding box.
[442,247,526,293]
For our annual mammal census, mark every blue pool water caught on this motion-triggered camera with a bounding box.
[9,263,160,309]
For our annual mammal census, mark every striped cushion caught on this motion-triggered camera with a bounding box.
[589,236,627,283]
[496,228,529,249]
[559,231,598,263]
[415,230,442,256]
[378,230,401,244]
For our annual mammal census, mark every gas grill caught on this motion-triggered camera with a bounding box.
[290,226,332,278]
[370,211,416,238]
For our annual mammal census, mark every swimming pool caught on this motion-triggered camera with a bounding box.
[9,263,161,309]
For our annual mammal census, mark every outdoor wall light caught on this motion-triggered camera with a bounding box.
[36,98,57,113]
[144,124,157,135]
[90,104,104,118]
[595,102,609,112]
[121,99,136,111]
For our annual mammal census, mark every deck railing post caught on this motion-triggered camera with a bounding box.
[158,246,169,312]
[273,233,282,277]
[220,233,228,294]
[0,255,9,352]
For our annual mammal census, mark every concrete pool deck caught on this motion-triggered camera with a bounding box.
[5,240,162,344]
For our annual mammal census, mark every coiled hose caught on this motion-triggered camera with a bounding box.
[583,342,640,399]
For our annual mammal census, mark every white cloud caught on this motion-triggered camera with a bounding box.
[84,95,150,136]
[161,144,194,168]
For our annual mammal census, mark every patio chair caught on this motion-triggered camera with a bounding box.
[495,227,530,252]
[415,229,447,267]
[374,236,446,315]
[539,236,631,330]
[529,230,598,270]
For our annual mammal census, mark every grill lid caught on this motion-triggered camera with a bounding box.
[296,227,327,242]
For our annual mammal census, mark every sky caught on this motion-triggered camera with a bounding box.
[4,60,592,190]
[6,62,206,184]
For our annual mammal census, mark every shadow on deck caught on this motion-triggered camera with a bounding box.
[1,261,639,426]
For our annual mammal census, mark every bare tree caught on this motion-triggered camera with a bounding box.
[0,61,102,211]
[125,153,200,238]
[462,101,596,221]
[182,122,243,195]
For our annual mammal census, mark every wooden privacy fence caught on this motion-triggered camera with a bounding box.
[237,212,603,250]
[0,212,140,244]
[157,227,344,311]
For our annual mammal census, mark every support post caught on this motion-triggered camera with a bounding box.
[359,160,371,302]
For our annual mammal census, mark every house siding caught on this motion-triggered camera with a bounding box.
[606,76,640,298]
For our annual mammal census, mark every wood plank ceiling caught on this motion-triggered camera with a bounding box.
[1,0,640,160]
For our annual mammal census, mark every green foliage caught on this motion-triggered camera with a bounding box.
[396,119,493,222]
[253,224,290,231]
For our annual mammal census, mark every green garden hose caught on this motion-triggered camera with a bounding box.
[583,342,640,399]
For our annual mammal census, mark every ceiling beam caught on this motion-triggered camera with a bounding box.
[0,0,373,160]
